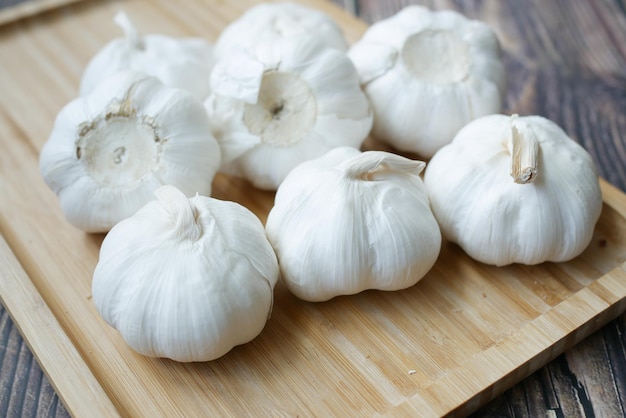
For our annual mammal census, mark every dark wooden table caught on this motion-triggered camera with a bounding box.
[1,0,625,416]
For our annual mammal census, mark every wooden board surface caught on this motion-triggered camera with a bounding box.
[0,0,84,26]
[0,235,119,417]
[1,0,626,416]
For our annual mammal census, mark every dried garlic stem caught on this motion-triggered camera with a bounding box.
[155,186,202,241]
[114,11,144,50]
[510,117,538,184]
[341,152,425,181]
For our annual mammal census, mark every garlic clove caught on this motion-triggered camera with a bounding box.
[424,114,603,266]
[40,70,221,232]
[266,147,441,302]
[92,185,279,362]
[80,12,215,101]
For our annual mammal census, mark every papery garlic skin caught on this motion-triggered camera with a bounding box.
[92,185,279,362]
[266,147,441,302]
[80,12,215,101]
[348,6,505,158]
[40,70,221,232]
[206,37,373,191]
[215,2,348,59]
[424,114,603,266]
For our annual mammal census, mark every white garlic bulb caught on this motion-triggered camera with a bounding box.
[206,36,373,190]
[424,114,603,266]
[80,12,215,101]
[214,2,348,59]
[348,6,506,158]
[92,185,279,362]
[40,70,221,232]
[266,147,441,302]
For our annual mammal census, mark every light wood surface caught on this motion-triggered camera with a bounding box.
[0,236,119,417]
[1,0,626,416]
[0,0,83,26]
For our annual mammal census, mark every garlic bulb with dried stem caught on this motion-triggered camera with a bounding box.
[424,114,603,266]
[80,12,215,101]
[92,185,279,362]
[266,147,441,302]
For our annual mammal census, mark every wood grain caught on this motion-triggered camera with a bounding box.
[0,236,118,417]
[0,0,84,26]
[0,0,625,417]
[1,305,71,418]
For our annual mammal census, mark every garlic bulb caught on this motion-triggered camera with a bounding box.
[266,147,441,302]
[80,12,215,101]
[206,36,373,190]
[92,185,279,362]
[424,114,603,266]
[40,70,221,232]
[348,6,506,158]
[214,2,348,59]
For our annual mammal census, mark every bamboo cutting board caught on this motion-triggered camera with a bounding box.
[1,0,626,416]
[0,0,84,26]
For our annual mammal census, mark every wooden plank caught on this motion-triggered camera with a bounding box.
[0,0,84,26]
[0,0,626,416]
[0,235,119,417]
